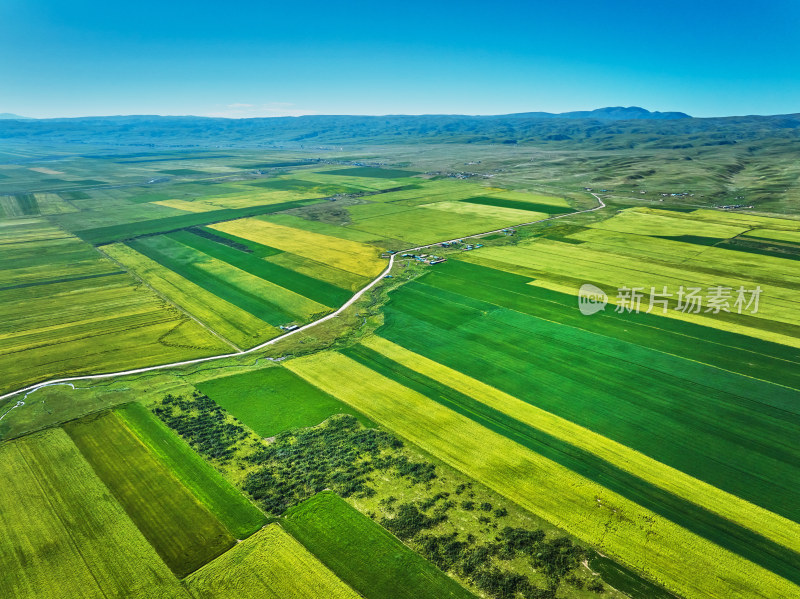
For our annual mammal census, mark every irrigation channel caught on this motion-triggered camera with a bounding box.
[0,193,606,403]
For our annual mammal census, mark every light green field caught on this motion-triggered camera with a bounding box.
[361,180,487,204]
[266,251,370,292]
[185,524,359,599]
[285,352,799,599]
[421,199,548,222]
[264,213,387,243]
[465,235,800,346]
[0,428,188,599]
[347,206,513,245]
[0,219,229,393]
[0,274,229,394]
[744,228,800,243]
[589,207,750,238]
[486,189,573,207]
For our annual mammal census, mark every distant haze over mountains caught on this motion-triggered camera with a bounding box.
[501,106,691,120]
[0,107,797,150]
[1,106,690,121]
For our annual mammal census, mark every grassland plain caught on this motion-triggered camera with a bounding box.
[284,353,800,599]
[101,242,277,348]
[380,278,800,525]
[359,335,800,556]
[282,491,475,599]
[64,411,236,577]
[185,523,359,599]
[117,402,268,538]
[196,367,373,437]
[0,428,189,599]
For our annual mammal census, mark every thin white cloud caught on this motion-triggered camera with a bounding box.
[206,102,317,118]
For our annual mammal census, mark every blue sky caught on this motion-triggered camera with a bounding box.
[1,0,798,118]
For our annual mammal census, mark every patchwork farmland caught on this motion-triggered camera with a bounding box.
[2,147,800,599]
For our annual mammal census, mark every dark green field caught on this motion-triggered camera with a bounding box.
[283,491,475,599]
[197,367,372,437]
[376,259,800,527]
[461,196,575,214]
[118,402,268,538]
[64,411,236,577]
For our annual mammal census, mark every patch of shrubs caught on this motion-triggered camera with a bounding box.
[241,414,405,514]
[383,491,587,599]
[153,392,248,463]
[381,503,448,540]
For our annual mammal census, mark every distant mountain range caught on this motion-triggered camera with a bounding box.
[0,106,689,122]
[500,106,691,120]
[0,108,797,150]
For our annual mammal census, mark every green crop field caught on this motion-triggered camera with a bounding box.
[197,367,372,437]
[3,142,800,599]
[118,402,268,538]
[64,411,236,577]
[0,428,188,599]
[282,492,475,599]
[185,524,359,599]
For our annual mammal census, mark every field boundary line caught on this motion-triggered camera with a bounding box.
[0,194,606,402]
